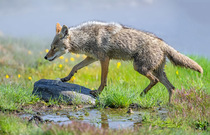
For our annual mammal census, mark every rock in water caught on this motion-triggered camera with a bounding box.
[32,79,95,105]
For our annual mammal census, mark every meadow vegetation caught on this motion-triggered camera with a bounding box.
[0,37,209,134]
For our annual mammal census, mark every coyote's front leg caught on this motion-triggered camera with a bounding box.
[61,57,96,82]
[90,57,110,97]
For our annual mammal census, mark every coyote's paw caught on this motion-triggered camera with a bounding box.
[90,90,99,97]
[60,77,70,82]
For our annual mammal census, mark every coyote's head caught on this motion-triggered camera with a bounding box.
[44,23,70,61]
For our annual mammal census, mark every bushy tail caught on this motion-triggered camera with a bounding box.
[163,44,203,73]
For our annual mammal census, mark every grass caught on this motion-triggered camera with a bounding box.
[169,88,209,130]
[0,85,39,111]
[0,113,41,135]
[0,36,209,134]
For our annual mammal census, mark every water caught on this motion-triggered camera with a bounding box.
[21,107,162,129]
[0,0,209,57]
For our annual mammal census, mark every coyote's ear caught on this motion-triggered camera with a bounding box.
[56,23,62,34]
[61,25,69,37]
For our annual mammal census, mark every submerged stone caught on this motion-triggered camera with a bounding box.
[127,108,134,114]
[32,79,96,105]
[28,115,44,126]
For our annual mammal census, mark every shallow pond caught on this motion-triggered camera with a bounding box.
[21,106,168,129]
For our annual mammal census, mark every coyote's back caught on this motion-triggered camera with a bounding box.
[44,21,203,103]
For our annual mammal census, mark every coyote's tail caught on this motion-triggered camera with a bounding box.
[163,44,203,73]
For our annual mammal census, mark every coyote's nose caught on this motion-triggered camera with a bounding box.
[44,56,47,59]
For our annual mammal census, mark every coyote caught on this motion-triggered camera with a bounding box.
[44,21,203,103]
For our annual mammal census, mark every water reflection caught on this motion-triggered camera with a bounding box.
[20,107,169,129]
[100,112,109,129]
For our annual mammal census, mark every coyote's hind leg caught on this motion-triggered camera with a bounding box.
[133,62,159,96]
[155,70,175,103]
[140,72,159,96]
[153,61,175,103]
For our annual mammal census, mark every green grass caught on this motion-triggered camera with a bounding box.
[0,85,39,111]
[0,113,40,135]
[0,37,209,134]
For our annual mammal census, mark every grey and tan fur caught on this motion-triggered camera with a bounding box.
[44,21,203,103]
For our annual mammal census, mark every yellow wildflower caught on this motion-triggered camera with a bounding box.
[65,58,68,63]
[28,51,32,55]
[83,55,87,59]
[18,74,21,78]
[45,49,49,53]
[59,64,63,68]
[76,54,80,58]
[85,82,88,85]
[117,62,121,69]
[70,76,76,81]
[59,56,64,59]
[28,77,32,80]
[70,57,75,61]
[5,75,9,79]
[176,70,179,75]
[85,67,88,70]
